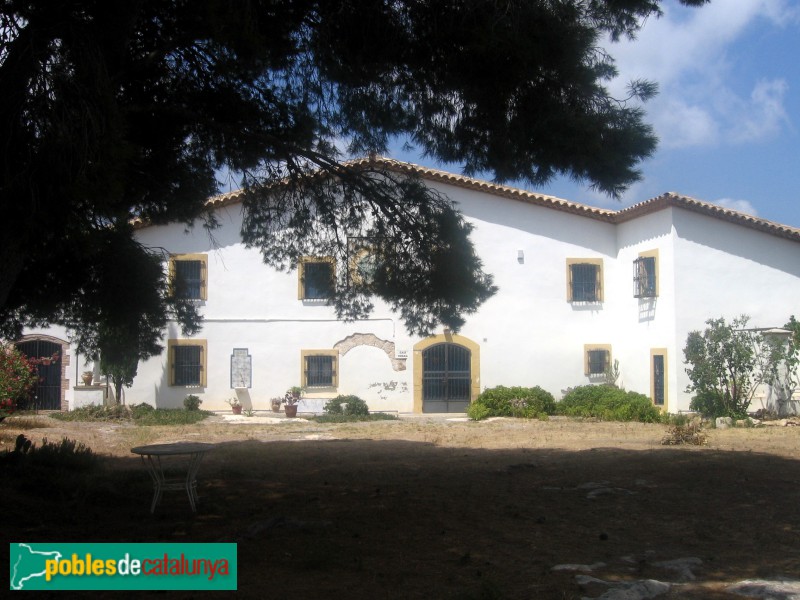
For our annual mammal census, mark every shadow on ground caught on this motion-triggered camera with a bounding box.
[5,438,800,599]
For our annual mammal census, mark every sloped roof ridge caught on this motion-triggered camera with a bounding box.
[139,157,800,244]
[618,192,800,242]
[355,156,618,221]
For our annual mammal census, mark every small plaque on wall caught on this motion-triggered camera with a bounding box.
[230,348,252,389]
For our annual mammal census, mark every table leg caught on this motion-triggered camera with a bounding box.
[140,454,164,514]
[184,451,205,512]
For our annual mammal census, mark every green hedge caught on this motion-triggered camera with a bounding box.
[557,385,661,423]
[467,386,556,421]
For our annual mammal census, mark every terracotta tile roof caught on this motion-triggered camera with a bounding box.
[136,156,800,243]
[616,192,800,243]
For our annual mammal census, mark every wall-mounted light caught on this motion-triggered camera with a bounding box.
[517,249,524,264]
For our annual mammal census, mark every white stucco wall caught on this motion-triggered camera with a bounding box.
[15,173,800,415]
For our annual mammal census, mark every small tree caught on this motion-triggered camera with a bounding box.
[100,352,138,406]
[683,315,774,418]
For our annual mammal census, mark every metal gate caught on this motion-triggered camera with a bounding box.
[422,343,471,413]
[15,340,62,410]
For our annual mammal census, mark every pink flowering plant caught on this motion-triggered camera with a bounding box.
[0,345,39,418]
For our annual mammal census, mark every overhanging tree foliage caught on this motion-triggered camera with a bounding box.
[1,0,709,359]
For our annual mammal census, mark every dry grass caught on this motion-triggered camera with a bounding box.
[3,414,800,599]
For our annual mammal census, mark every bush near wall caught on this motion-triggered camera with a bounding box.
[467,386,556,421]
[323,395,370,417]
[689,390,732,419]
[557,385,661,423]
[0,345,39,417]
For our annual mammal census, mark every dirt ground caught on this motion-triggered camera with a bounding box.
[3,413,800,599]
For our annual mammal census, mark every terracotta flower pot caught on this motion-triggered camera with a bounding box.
[81,372,94,386]
[284,404,298,418]
[232,405,242,415]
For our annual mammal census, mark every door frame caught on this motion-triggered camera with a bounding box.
[15,334,71,411]
[650,348,668,412]
[413,332,480,413]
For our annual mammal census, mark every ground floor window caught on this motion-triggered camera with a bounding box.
[169,339,207,387]
[301,350,338,389]
[651,349,667,407]
[584,344,611,377]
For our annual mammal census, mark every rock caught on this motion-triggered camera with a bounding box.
[595,579,671,599]
[728,578,800,599]
[716,417,734,429]
[652,557,702,582]
[551,562,605,572]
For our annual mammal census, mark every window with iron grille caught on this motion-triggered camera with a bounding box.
[587,349,609,375]
[301,259,334,299]
[653,353,665,406]
[570,263,601,302]
[170,254,207,300]
[304,354,336,387]
[633,256,657,298]
[172,344,204,386]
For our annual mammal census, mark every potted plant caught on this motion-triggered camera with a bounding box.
[226,397,243,415]
[270,397,282,413]
[81,371,94,386]
[283,387,303,418]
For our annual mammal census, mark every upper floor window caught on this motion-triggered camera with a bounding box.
[170,254,207,300]
[567,258,603,303]
[633,251,658,298]
[299,257,335,300]
[348,242,378,288]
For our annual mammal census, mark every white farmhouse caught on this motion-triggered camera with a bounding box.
[16,158,800,414]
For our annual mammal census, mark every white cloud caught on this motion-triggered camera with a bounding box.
[605,0,797,149]
[730,78,790,142]
[655,99,718,148]
[715,198,759,216]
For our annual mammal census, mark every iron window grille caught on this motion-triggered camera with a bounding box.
[570,263,600,302]
[587,349,609,375]
[174,259,204,300]
[653,354,665,405]
[302,261,334,299]
[305,355,335,387]
[633,256,657,298]
[173,345,203,386]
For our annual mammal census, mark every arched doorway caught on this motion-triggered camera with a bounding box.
[413,333,480,413]
[15,337,68,410]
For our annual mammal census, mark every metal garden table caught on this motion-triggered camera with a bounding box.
[131,442,214,514]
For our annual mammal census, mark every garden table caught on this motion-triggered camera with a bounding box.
[131,442,214,514]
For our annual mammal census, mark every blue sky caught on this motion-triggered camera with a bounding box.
[391,0,800,228]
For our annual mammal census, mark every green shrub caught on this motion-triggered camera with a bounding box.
[468,386,556,421]
[689,390,737,419]
[51,404,211,425]
[323,395,370,416]
[51,405,131,421]
[1,434,96,470]
[0,345,39,416]
[557,385,661,423]
[183,394,202,411]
